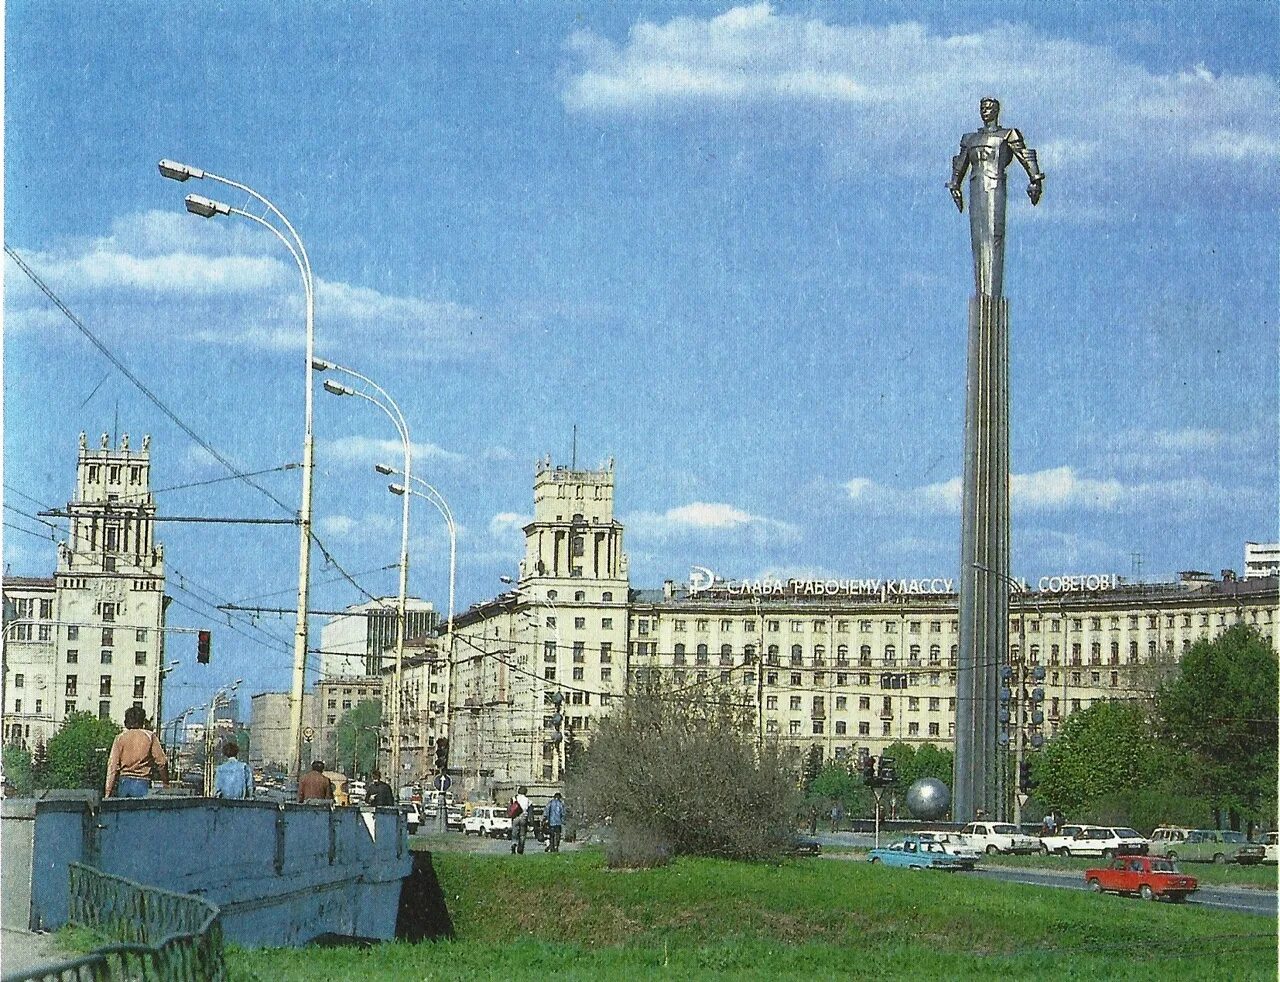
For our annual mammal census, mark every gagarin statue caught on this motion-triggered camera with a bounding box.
[947,97,1044,299]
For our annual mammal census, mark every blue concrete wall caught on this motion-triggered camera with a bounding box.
[4,797,410,946]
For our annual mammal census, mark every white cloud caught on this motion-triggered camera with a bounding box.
[317,512,398,542]
[627,500,800,541]
[324,435,465,467]
[563,6,1280,206]
[6,210,494,359]
[845,465,1246,515]
[488,512,530,539]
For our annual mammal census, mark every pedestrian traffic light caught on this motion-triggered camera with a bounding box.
[433,736,449,773]
[1018,759,1034,791]
[862,755,877,785]
[197,630,211,664]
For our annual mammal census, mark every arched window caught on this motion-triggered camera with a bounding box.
[884,645,896,664]
[674,643,686,665]
[696,644,709,665]
[720,644,734,665]
[860,645,872,665]
[574,591,586,602]
[813,645,825,665]
[929,644,941,664]
[601,591,613,602]
[767,644,780,665]
[791,644,803,665]
[837,644,849,665]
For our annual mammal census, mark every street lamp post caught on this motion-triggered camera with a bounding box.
[389,477,457,833]
[315,361,412,787]
[159,161,315,787]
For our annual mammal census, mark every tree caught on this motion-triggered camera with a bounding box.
[41,713,122,790]
[567,680,799,865]
[334,700,383,779]
[1157,624,1279,828]
[1031,701,1177,817]
[3,744,35,796]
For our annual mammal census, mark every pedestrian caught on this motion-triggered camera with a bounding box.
[544,792,565,853]
[298,760,334,803]
[366,770,395,807]
[105,706,168,799]
[831,802,845,832]
[509,784,531,854]
[808,805,818,835]
[213,740,254,799]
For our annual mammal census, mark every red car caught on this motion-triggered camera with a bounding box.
[1085,855,1198,902]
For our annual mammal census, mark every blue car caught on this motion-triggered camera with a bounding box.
[868,835,976,871]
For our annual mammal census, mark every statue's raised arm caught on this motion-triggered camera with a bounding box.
[947,97,1045,299]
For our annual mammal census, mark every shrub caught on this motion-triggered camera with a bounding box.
[566,679,799,865]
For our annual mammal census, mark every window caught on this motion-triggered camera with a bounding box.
[101,603,116,623]
[789,721,801,735]
[133,677,146,698]
[99,676,112,697]
[544,667,556,681]
[790,672,802,686]
[928,722,940,737]
[835,721,847,735]
[859,619,872,632]
[909,644,920,663]
[881,721,892,736]
[673,643,686,665]
[101,649,113,665]
[601,667,612,682]
[574,590,586,602]
[572,667,584,681]
[1090,642,1101,664]
[908,722,919,735]
[766,645,780,665]
[600,642,612,664]
[102,628,114,646]
[908,621,921,634]
[601,591,613,602]
[1109,672,1119,688]
[766,695,778,710]
[63,648,76,664]
[328,699,337,709]
[66,676,78,695]
[884,621,897,633]
[908,697,920,711]
[743,644,756,664]
[720,644,734,665]
[836,673,848,686]
[67,625,79,641]
[1071,698,1081,712]
[1029,645,1040,664]
[884,645,896,664]
[858,673,871,686]
[791,620,803,631]
[790,695,802,710]
[928,697,940,711]
[881,696,893,714]
[1071,672,1082,686]
[674,619,686,632]
[744,619,756,632]
[720,619,733,631]
[573,642,585,663]
[99,701,111,720]
[696,619,709,631]
[602,618,613,630]
[574,617,586,629]
[135,651,147,665]
[836,644,849,665]
[544,641,557,662]
[858,696,870,710]
[859,645,872,665]
[858,721,870,736]
[836,696,847,710]
[696,644,709,665]
[812,720,825,734]
[768,620,780,632]
[812,696,825,716]
[14,674,25,688]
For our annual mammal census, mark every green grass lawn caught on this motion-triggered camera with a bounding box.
[224,849,1276,981]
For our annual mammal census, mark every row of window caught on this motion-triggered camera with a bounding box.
[542,590,615,603]
[546,617,615,630]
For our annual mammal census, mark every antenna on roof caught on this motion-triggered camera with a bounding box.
[571,423,577,470]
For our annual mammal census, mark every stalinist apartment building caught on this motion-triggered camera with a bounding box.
[2,434,168,750]
[419,460,1278,802]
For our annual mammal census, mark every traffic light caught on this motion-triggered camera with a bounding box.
[433,736,449,773]
[878,755,897,785]
[197,630,211,664]
[861,755,877,785]
[548,691,565,744]
[1018,759,1034,791]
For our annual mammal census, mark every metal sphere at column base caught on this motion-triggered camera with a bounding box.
[906,778,952,821]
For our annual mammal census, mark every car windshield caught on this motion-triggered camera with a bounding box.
[1221,831,1246,843]
[992,824,1017,834]
[1115,828,1141,838]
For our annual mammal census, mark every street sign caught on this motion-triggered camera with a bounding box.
[302,726,315,740]
[1017,793,1029,806]
[433,774,452,793]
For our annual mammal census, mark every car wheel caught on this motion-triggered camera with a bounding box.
[1213,853,1227,865]
[1055,847,1068,857]
[1102,849,1115,860]
[1039,844,1050,856]
[1140,884,1156,901]
[1166,851,1177,862]
[1169,894,1187,904]
[909,865,923,871]
[1087,877,1102,893]
[986,844,999,855]
[869,857,880,864]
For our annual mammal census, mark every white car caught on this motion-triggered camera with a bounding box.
[1038,824,1087,856]
[1265,832,1279,864]
[959,822,1040,855]
[463,805,513,838]
[916,830,982,860]
[1060,825,1148,858]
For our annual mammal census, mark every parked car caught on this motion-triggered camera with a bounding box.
[785,835,822,857]
[445,806,465,831]
[1058,826,1148,859]
[915,830,982,860]
[402,802,426,834]
[869,836,974,870]
[346,779,367,804]
[463,805,513,838]
[1149,827,1265,864]
[1084,855,1198,902]
[1038,824,1085,855]
[1264,832,1278,864]
[958,822,1039,855]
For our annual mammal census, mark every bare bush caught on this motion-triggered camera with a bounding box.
[566,679,799,865]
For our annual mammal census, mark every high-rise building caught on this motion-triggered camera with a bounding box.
[319,597,438,678]
[1244,542,1280,580]
[2,433,168,750]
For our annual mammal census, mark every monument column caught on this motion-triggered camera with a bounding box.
[948,98,1043,822]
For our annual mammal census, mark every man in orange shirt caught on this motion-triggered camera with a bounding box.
[105,706,169,798]
[297,760,334,802]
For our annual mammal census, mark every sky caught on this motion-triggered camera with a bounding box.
[4,1,1278,714]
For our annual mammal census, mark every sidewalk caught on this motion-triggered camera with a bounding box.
[1,928,70,978]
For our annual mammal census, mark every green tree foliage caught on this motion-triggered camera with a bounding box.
[1031,701,1176,816]
[1157,624,1279,824]
[800,745,824,792]
[334,700,382,778]
[3,745,36,795]
[880,741,954,791]
[41,712,122,790]
[567,680,799,865]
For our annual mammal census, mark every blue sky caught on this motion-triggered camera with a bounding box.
[5,2,1278,712]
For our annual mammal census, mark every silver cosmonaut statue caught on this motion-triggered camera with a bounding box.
[905,777,951,821]
[947,97,1044,298]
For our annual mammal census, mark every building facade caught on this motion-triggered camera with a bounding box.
[319,597,439,678]
[2,434,168,750]
[1244,542,1280,580]
[423,460,1280,804]
[248,691,315,772]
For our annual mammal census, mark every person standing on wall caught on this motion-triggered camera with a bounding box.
[213,740,254,799]
[509,785,532,855]
[366,770,395,807]
[105,706,169,799]
[544,791,565,853]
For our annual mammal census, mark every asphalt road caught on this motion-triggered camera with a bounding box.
[973,864,1277,917]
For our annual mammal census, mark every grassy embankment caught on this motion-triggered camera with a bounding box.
[220,848,1275,981]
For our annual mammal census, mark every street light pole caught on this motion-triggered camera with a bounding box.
[158,161,315,787]
[315,363,412,787]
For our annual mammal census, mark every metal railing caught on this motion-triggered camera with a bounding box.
[3,863,226,982]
